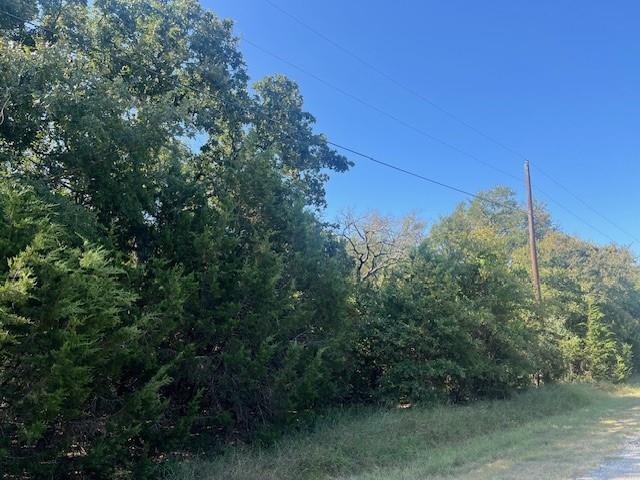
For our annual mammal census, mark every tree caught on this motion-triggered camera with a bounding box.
[0,182,175,477]
[1,0,250,256]
[584,301,633,383]
[339,211,425,283]
[346,200,537,404]
[533,231,640,374]
[436,187,553,254]
[0,0,352,476]
[249,75,351,208]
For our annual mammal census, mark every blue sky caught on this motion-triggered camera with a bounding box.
[204,0,640,252]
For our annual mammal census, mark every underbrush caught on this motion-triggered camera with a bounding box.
[163,382,608,480]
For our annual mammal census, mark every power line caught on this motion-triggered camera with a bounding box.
[0,8,617,236]
[242,37,521,184]
[328,141,616,242]
[263,0,527,161]
[27,4,621,245]
[534,191,616,243]
[1,6,521,185]
[241,38,619,243]
[262,0,634,244]
[534,164,639,243]
[0,8,626,242]
[0,8,518,212]
[326,141,518,210]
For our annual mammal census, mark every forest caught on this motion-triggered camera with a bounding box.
[1,1,639,478]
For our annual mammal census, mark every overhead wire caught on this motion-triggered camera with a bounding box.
[262,0,528,161]
[0,8,520,212]
[261,0,633,244]
[0,8,626,241]
[326,140,518,211]
[534,165,638,243]
[242,37,618,242]
[16,1,605,241]
[241,37,521,183]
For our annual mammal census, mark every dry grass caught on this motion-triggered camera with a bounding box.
[162,381,640,480]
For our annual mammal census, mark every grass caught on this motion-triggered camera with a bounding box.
[163,381,640,480]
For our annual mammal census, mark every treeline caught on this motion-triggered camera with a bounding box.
[0,1,638,478]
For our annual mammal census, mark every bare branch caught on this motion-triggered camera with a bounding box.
[337,210,426,283]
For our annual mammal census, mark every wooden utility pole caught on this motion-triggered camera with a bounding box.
[524,160,542,303]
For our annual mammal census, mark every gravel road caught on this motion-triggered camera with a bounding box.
[577,439,640,479]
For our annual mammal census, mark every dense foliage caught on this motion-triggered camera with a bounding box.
[0,1,638,478]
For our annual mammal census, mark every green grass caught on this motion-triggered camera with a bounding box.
[163,382,640,480]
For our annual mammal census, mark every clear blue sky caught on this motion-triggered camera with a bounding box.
[205,0,640,252]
